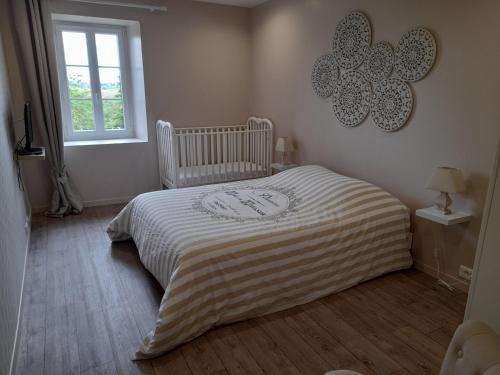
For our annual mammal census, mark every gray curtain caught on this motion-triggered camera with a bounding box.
[14,0,83,217]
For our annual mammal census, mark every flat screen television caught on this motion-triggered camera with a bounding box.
[18,102,43,155]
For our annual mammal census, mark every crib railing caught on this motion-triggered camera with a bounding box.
[157,117,274,188]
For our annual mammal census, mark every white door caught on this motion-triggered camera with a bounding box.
[465,136,500,333]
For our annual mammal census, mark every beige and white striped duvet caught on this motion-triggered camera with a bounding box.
[107,165,412,359]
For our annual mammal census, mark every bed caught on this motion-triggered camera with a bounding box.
[107,165,413,359]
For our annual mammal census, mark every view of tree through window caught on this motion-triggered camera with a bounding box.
[62,30,125,132]
[67,67,95,131]
[97,33,125,130]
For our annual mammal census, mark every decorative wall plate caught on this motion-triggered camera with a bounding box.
[311,53,339,98]
[363,41,394,83]
[370,78,413,132]
[394,27,436,82]
[332,70,371,127]
[332,11,371,69]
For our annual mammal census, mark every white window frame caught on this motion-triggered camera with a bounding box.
[53,21,135,141]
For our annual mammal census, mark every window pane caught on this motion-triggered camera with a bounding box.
[62,32,88,65]
[96,33,120,67]
[103,100,124,130]
[99,67,122,99]
[66,67,92,98]
[70,99,95,131]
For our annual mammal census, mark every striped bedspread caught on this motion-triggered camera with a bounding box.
[107,165,412,359]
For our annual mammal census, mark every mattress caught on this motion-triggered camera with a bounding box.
[107,165,412,359]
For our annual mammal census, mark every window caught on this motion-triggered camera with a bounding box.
[54,22,134,141]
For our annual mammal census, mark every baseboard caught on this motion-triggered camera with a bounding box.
[9,216,30,375]
[32,195,134,214]
[413,259,470,293]
[81,195,135,208]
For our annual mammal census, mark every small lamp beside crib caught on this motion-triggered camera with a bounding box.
[275,137,295,165]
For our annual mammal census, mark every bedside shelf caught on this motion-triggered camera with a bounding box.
[416,207,473,226]
[15,147,46,161]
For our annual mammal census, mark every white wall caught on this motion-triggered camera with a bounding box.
[14,0,253,210]
[0,1,30,372]
[249,0,500,284]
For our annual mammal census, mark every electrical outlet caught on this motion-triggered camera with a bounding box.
[459,265,473,281]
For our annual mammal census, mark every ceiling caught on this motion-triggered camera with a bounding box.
[193,0,269,8]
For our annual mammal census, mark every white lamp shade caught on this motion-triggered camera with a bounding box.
[426,166,466,193]
[275,137,295,153]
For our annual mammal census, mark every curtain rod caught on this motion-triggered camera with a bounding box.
[67,0,167,12]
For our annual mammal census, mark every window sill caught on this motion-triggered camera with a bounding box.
[64,138,148,147]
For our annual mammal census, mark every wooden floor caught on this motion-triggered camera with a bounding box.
[14,205,467,375]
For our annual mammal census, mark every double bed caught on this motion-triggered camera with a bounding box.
[107,165,413,359]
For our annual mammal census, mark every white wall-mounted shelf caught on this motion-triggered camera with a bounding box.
[416,206,473,226]
[15,147,46,161]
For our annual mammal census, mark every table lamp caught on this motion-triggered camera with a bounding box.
[275,137,295,165]
[426,166,466,215]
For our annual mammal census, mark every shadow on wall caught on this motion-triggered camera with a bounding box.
[465,172,491,217]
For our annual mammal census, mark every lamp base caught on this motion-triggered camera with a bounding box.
[434,191,452,215]
[279,151,291,165]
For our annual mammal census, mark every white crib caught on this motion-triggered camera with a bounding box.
[156,117,274,188]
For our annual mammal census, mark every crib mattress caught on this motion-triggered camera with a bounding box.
[179,161,264,179]
[107,165,413,359]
